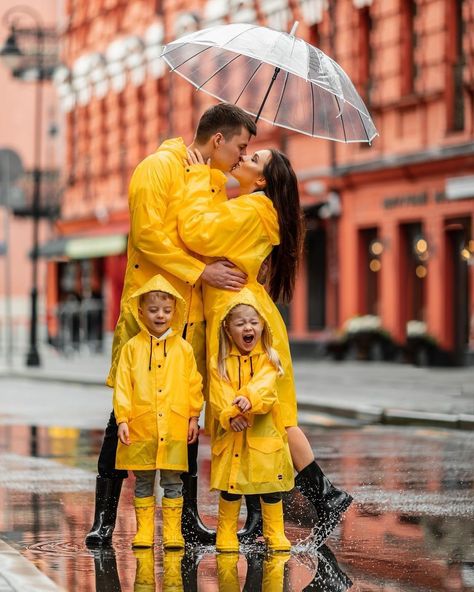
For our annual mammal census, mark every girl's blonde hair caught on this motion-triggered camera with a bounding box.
[217,305,283,381]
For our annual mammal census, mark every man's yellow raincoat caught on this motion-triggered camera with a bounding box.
[113,275,203,472]
[178,164,298,427]
[107,139,227,388]
[208,289,294,495]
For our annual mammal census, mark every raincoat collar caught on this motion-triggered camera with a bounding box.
[156,137,187,159]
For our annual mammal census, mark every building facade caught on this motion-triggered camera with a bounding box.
[50,0,474,363]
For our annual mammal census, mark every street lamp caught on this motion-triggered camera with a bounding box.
[0,6,58,366]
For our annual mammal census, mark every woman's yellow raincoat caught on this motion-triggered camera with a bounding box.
[208,289,294,495]
[107,138,227,388]
[178,164,298,427]
[113,274,203,472]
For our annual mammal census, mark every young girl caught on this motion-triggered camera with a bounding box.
[209,289,294,553]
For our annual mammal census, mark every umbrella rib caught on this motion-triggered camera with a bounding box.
[310,82,315,137]
[273,70,290,124]
[334,96,347,143]
[167,45,212,71]
[357,109,372,144]
[234,61,263,105]
[197,53,242,90]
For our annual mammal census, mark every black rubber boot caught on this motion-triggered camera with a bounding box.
[295,461,353,547]
[85,476,123,547]
[303,545,353,591]
[237,494,263,543]
[181,473,216,545]
[91,547,122,591]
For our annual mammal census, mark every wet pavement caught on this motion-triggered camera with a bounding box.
[0,378,473,591]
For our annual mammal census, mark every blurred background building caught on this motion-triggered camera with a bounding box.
[1,0,473,365]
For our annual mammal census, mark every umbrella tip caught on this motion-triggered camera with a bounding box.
[289,21,299,36]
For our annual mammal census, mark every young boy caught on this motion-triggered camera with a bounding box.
[113,274,203,549]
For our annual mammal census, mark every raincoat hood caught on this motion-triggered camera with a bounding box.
[130,274,186,338]
[156,137,187,160]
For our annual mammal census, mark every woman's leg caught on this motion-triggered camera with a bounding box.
[286,426,315,471]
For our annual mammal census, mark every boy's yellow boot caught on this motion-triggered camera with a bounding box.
[261,500,291,552]
[133,547,155,592]
[262,552,290,592]
[133,496,155,548]
[216,552,240,592]
[163,549,184,592]
[162,497,185,549]
[216,497,242,553]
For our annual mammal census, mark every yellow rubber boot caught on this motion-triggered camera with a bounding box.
[133,496,155,548]
[216,497,242,553]
[133,547,155,592]
[261,500,291,552]
[162,497,185,550]
[163,549,184,592]
[217,552,240,592]
[262,552,290,592]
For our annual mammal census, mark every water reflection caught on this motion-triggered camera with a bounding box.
[0,424,473,590]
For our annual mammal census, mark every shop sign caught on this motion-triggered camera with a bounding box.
[383,192,428,210]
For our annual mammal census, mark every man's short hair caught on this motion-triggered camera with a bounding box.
[195,103,257,143]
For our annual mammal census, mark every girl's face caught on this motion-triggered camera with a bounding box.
[225,304,264,354]
[230,149,272,190]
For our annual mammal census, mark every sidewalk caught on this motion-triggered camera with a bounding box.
[1,348,473,430]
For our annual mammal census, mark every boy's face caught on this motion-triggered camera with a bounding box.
[210,127,252,172]
[139,291,175,338]
[225,304,264,355]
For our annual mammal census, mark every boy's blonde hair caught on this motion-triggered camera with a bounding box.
[217,304,283,381]
[139,290,176,306]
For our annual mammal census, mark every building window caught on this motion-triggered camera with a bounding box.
[400,0,416,95]
[358,6,372,104]
[358,228,381,316]
[305,211,326,330]
[447,0,465,131]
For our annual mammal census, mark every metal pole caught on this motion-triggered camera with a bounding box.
[25,28,43,367]
[3,176,13,368]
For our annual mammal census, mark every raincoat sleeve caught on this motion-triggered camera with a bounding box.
[113,342,134,425]
[186,344,204,417]
[209,364,244,431]
[178,165,262,257]
[237,357,278,415]
[129,156,205,285]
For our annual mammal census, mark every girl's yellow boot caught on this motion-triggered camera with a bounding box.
[261,500,291,552]
[162,497,185,550]
[133,496,155,548]
[216,497,242,553]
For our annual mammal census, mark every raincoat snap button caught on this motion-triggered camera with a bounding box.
[230,485,234,489]
[158,364,161,368]
[159,413,162,417]
[158,389,162,392]
[186,168,190,172]
[211,188,215,193]
[160,437,164,441]
[134,264,139,269]
[235,454,238,457]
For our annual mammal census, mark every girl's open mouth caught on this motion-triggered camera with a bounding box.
[243,334,254,344]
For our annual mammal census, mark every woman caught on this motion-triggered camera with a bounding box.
[178,148,352,546]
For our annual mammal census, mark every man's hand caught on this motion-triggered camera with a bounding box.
[118,423,130,446]
[201,260,247,291]
[188,417,199,444]
[233,396,252,413]
[230,415,251,432]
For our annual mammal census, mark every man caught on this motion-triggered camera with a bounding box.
[86,103,256,547]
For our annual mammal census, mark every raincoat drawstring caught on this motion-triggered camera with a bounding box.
[148,336,153,371]
[238,357,241,390]
[250,357,254,378]
[164,339,167,358]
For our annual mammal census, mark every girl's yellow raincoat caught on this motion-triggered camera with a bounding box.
[178,164,298,427]
[209,289,294,495]
[113,274,203,472]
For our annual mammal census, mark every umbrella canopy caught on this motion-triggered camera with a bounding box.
[161,22,378,144]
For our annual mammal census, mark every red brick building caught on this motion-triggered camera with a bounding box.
[49,0,474,363]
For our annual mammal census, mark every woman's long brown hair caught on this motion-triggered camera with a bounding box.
[262,149,305,304]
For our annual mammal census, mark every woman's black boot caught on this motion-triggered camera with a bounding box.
[91,547,122,591]
[85,476,123,547]
[303,545,353,591]
[181,473,216,545]
[295,461,352,547]
[237,494,263,542]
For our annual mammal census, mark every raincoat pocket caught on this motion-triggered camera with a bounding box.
[129,409,156,442]
[248,437,283,483]
[170,404,189,441]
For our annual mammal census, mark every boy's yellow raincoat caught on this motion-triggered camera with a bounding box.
[107,139,226,388]
[113,274,203,472]
[209,289,294,495]
[178,164,298,427]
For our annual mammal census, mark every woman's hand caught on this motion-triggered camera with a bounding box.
[118,422,130,446]
[185,147,210,167]
[230,415,251,432]
[188,417,199,444]
[233,396,252,413]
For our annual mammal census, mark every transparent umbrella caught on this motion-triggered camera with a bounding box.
[161,22,378,144]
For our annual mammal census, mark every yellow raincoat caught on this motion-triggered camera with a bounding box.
[107,138,227,388]
[208,289,294,495]
[113,274,203,472]
[178,164,298,427]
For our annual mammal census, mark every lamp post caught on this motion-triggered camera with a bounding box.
[0,6,58,366]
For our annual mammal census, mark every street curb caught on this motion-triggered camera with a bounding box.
[2,370,474,431]
[0,539,64,592]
